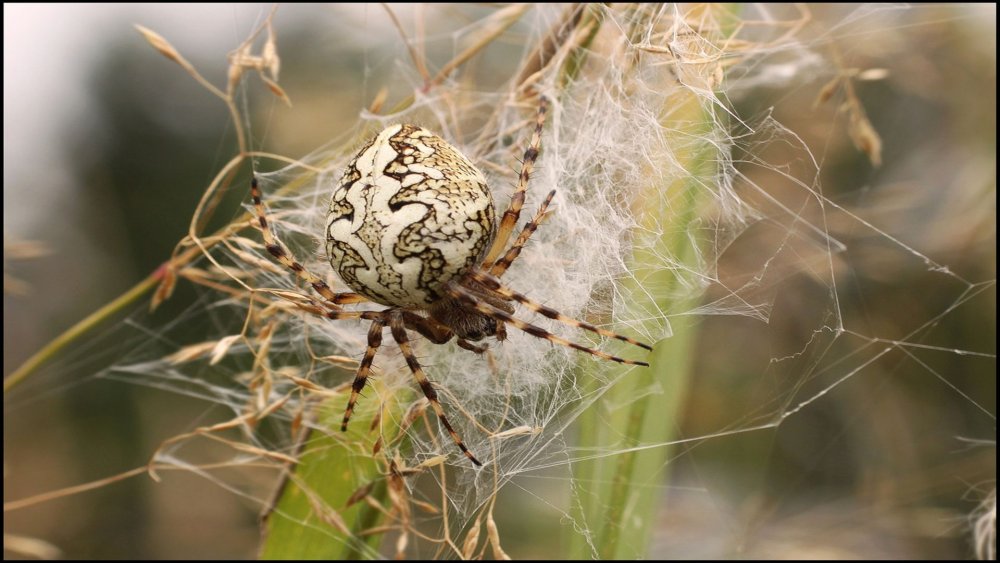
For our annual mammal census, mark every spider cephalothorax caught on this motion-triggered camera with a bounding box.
[251,96,650,466]
[427,289,512,343]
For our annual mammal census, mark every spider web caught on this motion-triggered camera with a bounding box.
[5,3,995,559]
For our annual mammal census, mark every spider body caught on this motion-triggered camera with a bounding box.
[427,290,511,342]
[326,124,496,308]
[251,97,651,466]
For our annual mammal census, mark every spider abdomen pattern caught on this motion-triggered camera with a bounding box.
[326,124,496,308]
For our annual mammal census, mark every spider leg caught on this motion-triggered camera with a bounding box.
[447,283,650,367]
[250,176,366,308]
[489,189,556,277]
[456,339,489,354]
[483,96,549,266]
[324,293,370,305]
[274,291,384,323]
[399,311,486,353]
[468,271,652,351]
[341,316,386,432]
[389,312,483,466]
[400,311,454,345]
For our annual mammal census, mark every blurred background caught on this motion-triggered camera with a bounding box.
[4,4,995,559]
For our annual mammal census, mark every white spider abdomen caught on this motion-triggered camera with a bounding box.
[326,124,496,307]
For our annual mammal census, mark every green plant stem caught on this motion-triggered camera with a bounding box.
[3,267,165,393]
[566,72,720,562]
[259,380,407,559]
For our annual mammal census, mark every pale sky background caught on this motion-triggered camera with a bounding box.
[3,3,399,233]
[4,4,272,234]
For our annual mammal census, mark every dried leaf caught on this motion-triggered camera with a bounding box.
[263,24,281,80]
[229,440,297,464]
[231,235,265,250]
[412,498,440,515]
[318,354,359,367]
[165,341,216,364]
[272,370,329,394]
[369,86,389,114]
[415,454,448,469]
[849,111,883,167]
[857,68,889,81]
[345,481,375,508]
[491,425,542,439]
[150,263,177,311]
[213,264,252,279]
[227,59,244,93]
[262,76,292,107]
[308,494,351,535]
[257,320,277,365]
[461,513,483,560]
[401,398,429,432]
[230,247,286,275]
[209,334,242,365]
[814,76,841,107]
[636,44,672,54]
[487,510,511,560]
[135,24,183,65]
[177,267,215,284]
[136,24,225,102]
[394,532,408,560]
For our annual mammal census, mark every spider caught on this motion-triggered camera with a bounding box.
[250,96,651,466]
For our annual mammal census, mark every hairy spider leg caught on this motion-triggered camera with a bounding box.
[483,96,549,266]
[456,339,489,354]
[250,176,367,307]
[389,313,483,466]
[489,189,556,277]
[468,271,653,351]
[298,300,384,323]
[447,284,650,367]
[341,317,386,432]
[403,311,488,353]
[335,310,483,466]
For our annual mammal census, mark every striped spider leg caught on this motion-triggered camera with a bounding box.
[481,96,549,268]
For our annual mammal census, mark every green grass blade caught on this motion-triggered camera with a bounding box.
[566,88,719,559]
[260,381,407,559]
